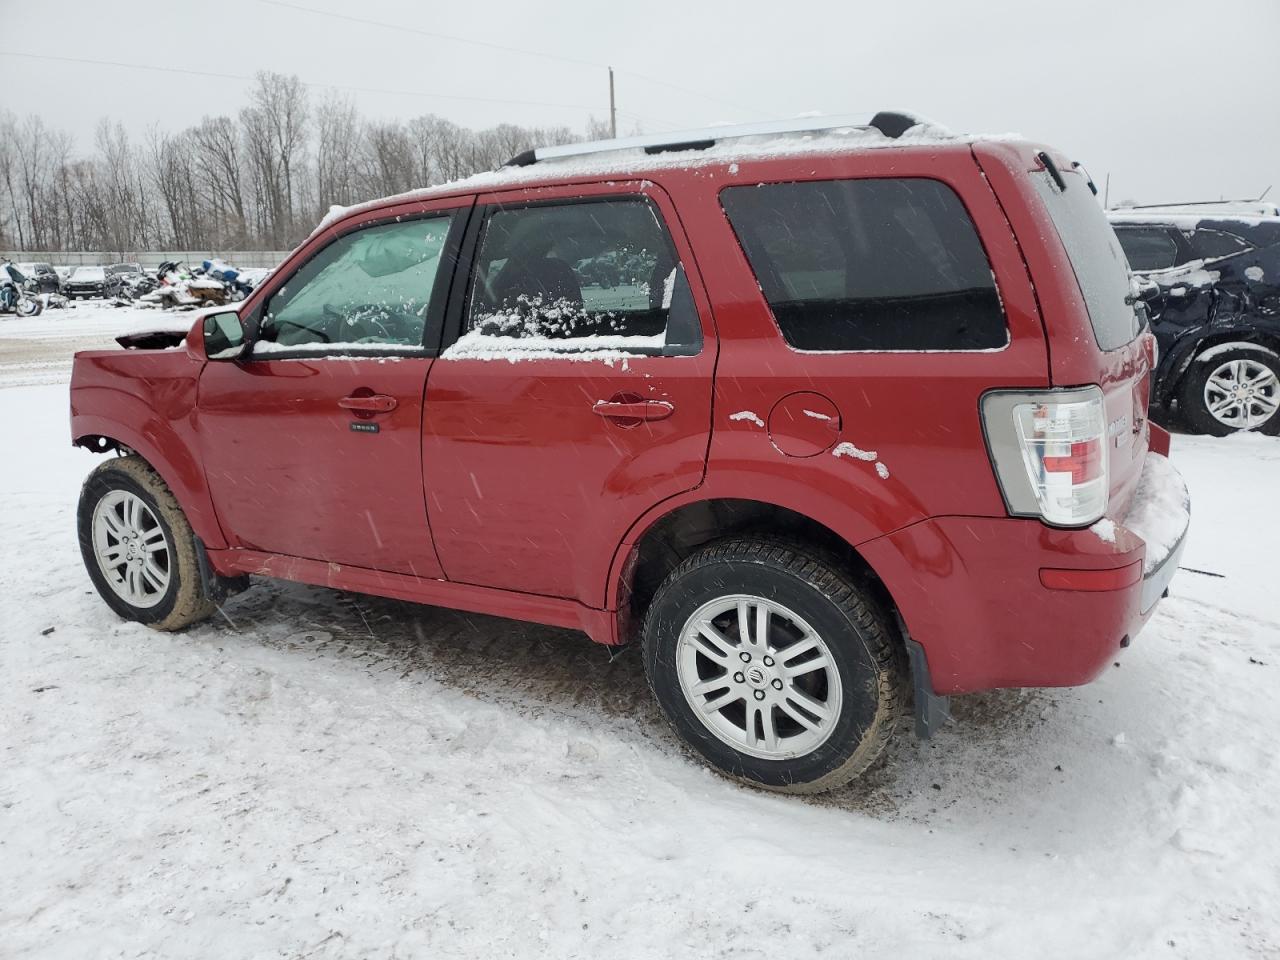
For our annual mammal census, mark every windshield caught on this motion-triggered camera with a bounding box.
[1033,167,1145,351]
[73,267,105,280]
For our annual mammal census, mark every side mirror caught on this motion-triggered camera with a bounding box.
[202,310,249,361]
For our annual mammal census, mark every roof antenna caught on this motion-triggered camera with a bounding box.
[1259,185,1272,201]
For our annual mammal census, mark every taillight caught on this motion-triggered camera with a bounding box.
[982,386,1109,526]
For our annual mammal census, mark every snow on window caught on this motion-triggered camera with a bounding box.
[445,329,664,363]
[470,294,652,341]
[253,340,411,358]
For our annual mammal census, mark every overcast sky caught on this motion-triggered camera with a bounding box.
[3,0,1277,205]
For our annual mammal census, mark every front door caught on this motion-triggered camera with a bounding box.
[198,200,471,577]
[422,182,717,606]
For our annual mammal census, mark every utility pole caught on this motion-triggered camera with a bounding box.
[608,67,617,139]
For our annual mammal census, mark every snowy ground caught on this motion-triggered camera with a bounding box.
[2,303,1278,958]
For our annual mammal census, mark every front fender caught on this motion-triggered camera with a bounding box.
[70,349,224,549]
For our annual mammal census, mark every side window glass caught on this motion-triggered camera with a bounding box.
[721,178,1007,351]
[456,197,701,356]
[258,215,453,354]
[1189,229,1252,261]
[1114,227,1179,271]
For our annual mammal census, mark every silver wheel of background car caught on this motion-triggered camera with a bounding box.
[1203,357,1280,430]
[91,489,171,608]
[677,594,843,761]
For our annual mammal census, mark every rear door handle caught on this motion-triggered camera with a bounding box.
[592,399,675,421]
[339,394,397,413]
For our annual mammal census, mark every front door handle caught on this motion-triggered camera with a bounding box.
[592,399,675,421]
[339,394,397,413]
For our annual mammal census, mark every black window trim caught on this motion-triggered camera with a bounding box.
[241,201,474,363]
[438,191,703,359]
[717,175,1011,355]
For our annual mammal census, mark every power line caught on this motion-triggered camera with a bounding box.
[256,0,762,119]
[0,51,606,113]
[260,0,605,68]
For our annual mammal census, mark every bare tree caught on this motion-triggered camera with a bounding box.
[362,121,417,198]
[315,94,363,216]
[192,115,248,246]
[241,72,309,247]
[0,77,612,254]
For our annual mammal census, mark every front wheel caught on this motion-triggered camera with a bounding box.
[77,456,218,630]
[642,538,906,793]
[1179,344,1280,435]
[15,295,41,317]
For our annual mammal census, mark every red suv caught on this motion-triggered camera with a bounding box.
[71,113,1190,793]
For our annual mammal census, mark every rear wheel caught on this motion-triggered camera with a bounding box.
[642,538,906,793]
[1179,344,1280,435]
[77,456,218,630]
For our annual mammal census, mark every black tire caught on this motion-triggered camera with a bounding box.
[77,456,218,631]
[1178,344,1280,436]
[642,538,906,794]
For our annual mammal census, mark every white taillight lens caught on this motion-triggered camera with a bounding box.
[983,387,1109,526]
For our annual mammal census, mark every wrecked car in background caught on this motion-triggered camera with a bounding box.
[1109,210,1280,435]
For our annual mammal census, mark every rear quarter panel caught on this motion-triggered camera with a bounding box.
[650,144,1049,545]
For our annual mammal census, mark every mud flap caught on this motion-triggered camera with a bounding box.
[901,624,951,739]
[194,537,250,605]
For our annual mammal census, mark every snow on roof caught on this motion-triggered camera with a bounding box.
[1108,210,1280,230]
[307,123,1023,241]
[1113,200,1280,218]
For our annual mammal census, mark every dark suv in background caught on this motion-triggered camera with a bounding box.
[15,262,62,295]
[1109,210,1280,435]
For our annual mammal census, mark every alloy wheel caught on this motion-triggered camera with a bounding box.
[1203,357,1279,430]
[677,594,843,760]
[91,490,171,608]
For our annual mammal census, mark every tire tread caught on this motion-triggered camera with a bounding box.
[641,535,906,794]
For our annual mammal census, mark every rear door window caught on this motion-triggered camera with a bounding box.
[1113,226,1179,271]
[1033,169,1144,351]
[457,196,701,356]
[720,178,1007,351]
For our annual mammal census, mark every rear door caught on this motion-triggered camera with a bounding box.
[198,198,471,576]
[421,181,717,606]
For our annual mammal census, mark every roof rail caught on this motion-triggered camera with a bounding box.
[503,111,937,167]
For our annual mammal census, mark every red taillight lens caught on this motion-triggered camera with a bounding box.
[1042,438,1103,485]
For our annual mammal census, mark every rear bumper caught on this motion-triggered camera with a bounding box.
[861,453,1190,696]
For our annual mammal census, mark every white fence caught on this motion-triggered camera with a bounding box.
[1,250,292,269]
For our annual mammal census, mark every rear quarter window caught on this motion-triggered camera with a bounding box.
[720,178,1007,351]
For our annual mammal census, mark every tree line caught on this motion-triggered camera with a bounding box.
[0,71,612,253]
